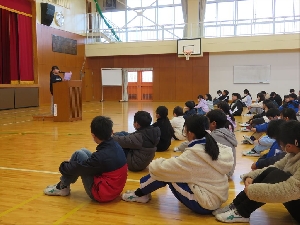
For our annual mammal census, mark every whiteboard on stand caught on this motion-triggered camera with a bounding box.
[233,65,271,84]
[101,68,123,86]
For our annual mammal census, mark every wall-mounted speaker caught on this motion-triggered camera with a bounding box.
[41,3,55,26]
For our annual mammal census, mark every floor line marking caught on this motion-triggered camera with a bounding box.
[0,194,42,218]
[0,167,60,175]
[52,203,87,225]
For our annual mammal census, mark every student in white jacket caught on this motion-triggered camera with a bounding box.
[170,106,185,141]
[214,120,300,223]
[122,115,234,214]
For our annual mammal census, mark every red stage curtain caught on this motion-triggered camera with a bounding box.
[1,9,10,84]
[9,12,19,84]
[0,0,31,15]
[18,14,34,83]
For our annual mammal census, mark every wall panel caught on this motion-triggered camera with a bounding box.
[86,53,209,102]
[36,24,85,105]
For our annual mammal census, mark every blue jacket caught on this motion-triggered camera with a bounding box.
[254,122,269,133]
[279,100,299,113]
[255,141,284,169]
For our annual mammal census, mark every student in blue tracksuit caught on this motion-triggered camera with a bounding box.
[279,93,299,113]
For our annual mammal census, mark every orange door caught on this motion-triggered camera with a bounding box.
[127,71,153,101]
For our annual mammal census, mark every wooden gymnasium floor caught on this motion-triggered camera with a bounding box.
[0,101,297,225]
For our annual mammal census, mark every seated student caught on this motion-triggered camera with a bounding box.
[213,90,222,103]
[230,93,244,116]
[241,89,252,107]
[112,111,161,171]
[206,109,238,178]
[44,116,128,202]
[242,108,281,156]
[214,120,300,223]
[170,106,185,141]
[152,106,174,152]
[213,90,230,105]
[242,101,276,135]
[217,101,236,132]
[205,94,214,111]
[183,101,197,119]
[243,108,297,156]
[247,93,265,114]
[244,109,280,144]
[269,92,282,107]
[122,115,234,215]
[195,95,209,115]
[261,90,270,100]
[250,119,285,170]
[279,93,299,113]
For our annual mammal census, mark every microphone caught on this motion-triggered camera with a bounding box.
[59,71,65,73]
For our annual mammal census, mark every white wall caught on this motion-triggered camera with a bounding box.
[36,0,86,34]
[209,52,300,100]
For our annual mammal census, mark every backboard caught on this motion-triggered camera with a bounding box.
[177,38,202,58]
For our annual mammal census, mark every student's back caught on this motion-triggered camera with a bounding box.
[112,111,161,171]
[153,118,174,151]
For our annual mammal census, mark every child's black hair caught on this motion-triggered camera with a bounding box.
[134,111,152,127]
[289,93,297,100]
[232,93,241,99]
[223,90,229,96]
[185,101,195,110]
[290,89,295,93]
[173,106,183,116]
[279,120,300,146]
[198,95,204,99]
[217,101,235,122]
[265,102,277,110]
[91,116,113,141]
[266,119,286,142]
[266,108,280,118]
[244,89,251,96]
[270,92,276,97]
[156,106,168,118]
[205,94,212,101]
[206,109,227,129]
[184,115,219,160]
[217,90,222,94]
[257,93,265,102]
[261,91,267,95]
[281,108,297,121]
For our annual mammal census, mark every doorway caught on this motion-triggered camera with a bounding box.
[127,71,153,101]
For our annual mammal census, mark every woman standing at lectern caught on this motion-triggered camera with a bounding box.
[50,66,63,114]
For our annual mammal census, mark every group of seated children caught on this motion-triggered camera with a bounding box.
[43,111,300,224]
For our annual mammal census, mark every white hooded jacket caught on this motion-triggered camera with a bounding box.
[149,142,234,210]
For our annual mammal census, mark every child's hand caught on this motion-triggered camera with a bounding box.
[244,177,253,187]
[251,163,257,170]
[251,127,256,132]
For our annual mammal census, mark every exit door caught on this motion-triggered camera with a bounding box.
[127,71,153,101]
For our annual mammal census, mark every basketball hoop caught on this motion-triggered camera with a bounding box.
[183,50,193,60]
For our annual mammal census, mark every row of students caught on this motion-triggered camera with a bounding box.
[43,113,300,223]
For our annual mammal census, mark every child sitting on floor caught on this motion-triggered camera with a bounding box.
[195,95,209,115]
[44,116,128,202]
[170,106,185,141]
[205,94,214,111]
[122,115,234,215]
[113,111,161,171]
[183,101,197,119]
[214,120,300,223]
[152,106,174,152]
[206,109,237,178]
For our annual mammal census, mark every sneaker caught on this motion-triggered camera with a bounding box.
[212,203,235,216]
[173,147,181,152]
[243,136,254,145]
[241,140,250,144]
[239,123,250,127]
[215,209,250,223]
[122,190,150,203]
[240,127,251,132]
[44,186,70,196]
[242,149,260,157]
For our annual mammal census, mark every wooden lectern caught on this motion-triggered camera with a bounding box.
[53,80,82,122]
